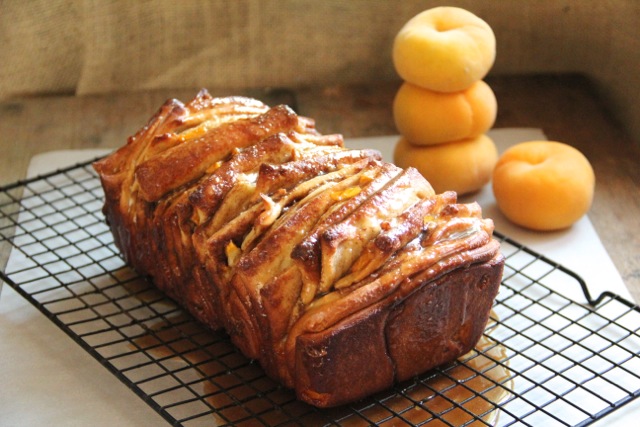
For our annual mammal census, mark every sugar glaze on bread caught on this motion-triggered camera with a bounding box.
[94,90,504,407]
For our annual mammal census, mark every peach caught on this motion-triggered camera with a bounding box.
[392,7,496,92]
[492,141,595,231]
[393,80,497,146]
[394,134,498,195]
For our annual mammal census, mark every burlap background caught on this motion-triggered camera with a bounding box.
[2,0,639,141]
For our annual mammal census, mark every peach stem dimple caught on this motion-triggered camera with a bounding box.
[434,19,457,32]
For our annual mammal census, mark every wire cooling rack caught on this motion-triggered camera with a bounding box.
[1,159,639,427]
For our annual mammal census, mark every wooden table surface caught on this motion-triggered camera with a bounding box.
[1,74,638,302]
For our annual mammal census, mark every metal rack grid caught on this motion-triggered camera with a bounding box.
[1,159,639,427]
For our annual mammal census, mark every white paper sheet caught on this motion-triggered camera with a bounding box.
[1,130,637,426]
[0,148,165,426]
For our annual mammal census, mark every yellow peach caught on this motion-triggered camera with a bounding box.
[393,80,497,146]
[492,141,595,231]
[393,7,496,92]
[394,134,498,195]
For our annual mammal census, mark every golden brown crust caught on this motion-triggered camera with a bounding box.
[134,104,299,202]
[295,254,503,407]
[94,90,504,407]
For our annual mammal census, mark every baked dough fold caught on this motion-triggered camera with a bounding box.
[94,90,503,407]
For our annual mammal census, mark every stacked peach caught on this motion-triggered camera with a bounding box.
[391,7,499,195]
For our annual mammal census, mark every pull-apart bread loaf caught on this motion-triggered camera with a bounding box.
[94,90,504,408]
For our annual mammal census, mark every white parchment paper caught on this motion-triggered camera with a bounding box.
[1,129,637,426]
